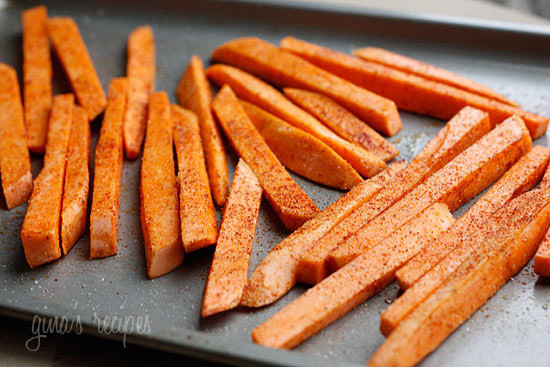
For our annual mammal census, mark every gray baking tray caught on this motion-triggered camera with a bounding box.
[1,0,550,366]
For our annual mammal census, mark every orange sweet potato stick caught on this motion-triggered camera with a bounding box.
[21,94,74,268]
[123,26,155,159]
[47,18,106,121]
[22,6,52,153]
[297,107,490,284]
[211,37,402,136]
[177,56,229,206]
[0,64,33,209]
[90,78,127,259]
[172,105,218,253]
[241,161,406,307]
[206,64,385,178]
[251,203,455,349]
[280,37,548,139]
[60,105,91,255]
[534,228,550,277]
[202,159,263,317]
[240,100,362,190]
[353,46,519,107]
[329,116,531,270]
[284,88,399,162]
[212,85,319,231]
[140,91,183,278]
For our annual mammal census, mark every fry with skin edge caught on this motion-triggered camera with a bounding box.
[177,56,229,206]
[241,161,406,308]
[284,88,399,162]
[353,46,519,107]
[123,26,155,159]
[251,203,455,349]
[90,78,127,259]
[0,64,33,209]
[534,228,550,277]
[202,159,262,317]
[207,64,385,178]
[22,5,52,153]
[172,105,218,253]
[47,17,106,121]
[212,85,319,231]
[21,94,74,268]
[140,91,183,279]
[280,37,548,139]
[241,100,362,190]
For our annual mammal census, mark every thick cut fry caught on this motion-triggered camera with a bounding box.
[47,18,106,121]
[241,161,406,307]
[395,145,550,290]
[298,107,490,283]
[241,100,361,189]
[140,92,183,279]
[534,228,550,277]
[212,85,319,231]
[90,78,127,259]
[252,203,454,349]
[353,47,519,107]
[329,116,531,269]
[0,64,33,209]
[370,189,550,367]
[202,160,262,317]
[284,88,399,162]
[22,6,52,153]
[21,94,74,268]
[123,26,155,159]
[212,37,401,136]
[177,56,229,206]
[172,105,218,252]
[61,106,90,255]
[207,64,385,178]
[280,37,548,139]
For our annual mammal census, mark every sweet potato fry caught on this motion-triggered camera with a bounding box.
[60,106,90,255]
[298,107,490,284]
[329,116,531,269]
[395,145,550,290]
[284,88,399,162]
[177,56,229,206]
[206,64,385,178]
[22,6,52,153]
[534,228,550,277]
[90,78,127,259]
[280,37,548,139]
[202,159,262,317]
[172,105,218,253]
[241,161,406,307]
[123,26,155,159]
[140,91,183,278]
[212,37,401,136]
[353,46,519,107]
[0,64,33,209]
[252,203,454,349]
[47,17,106,121]
[212,85,319,231]
[21,94,74,268]
[370,188,550,367]
[241,100,361,189]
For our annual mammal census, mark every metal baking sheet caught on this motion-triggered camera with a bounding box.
[1,0,550,366]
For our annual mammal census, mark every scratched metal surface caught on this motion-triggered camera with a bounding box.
[1,1,550,366]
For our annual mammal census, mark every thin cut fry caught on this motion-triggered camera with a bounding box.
[123,26,155,159]
[0,64,33,209]
[90,78,127,259]
[21,94,74,268]
[202,159,262,317]
[172,105,218,253]
[22,6,52,153]
[177,56,229,206]
[534,228,550,277]
[140,91,183,278]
